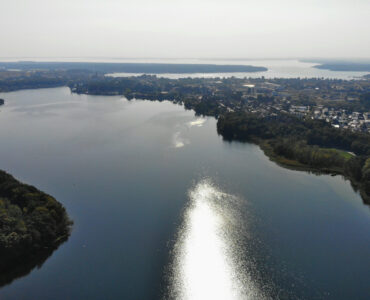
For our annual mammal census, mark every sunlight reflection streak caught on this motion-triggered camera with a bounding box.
[169,180,261,300]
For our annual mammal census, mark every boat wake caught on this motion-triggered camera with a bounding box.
[187,118,206,128]
[172,131,188,148]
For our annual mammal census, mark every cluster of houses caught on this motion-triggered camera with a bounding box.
[238,80,370,134]
[240,97,370,133]
[312,107,370,133]
[286,104,370,133]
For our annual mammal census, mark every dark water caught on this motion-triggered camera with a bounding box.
[0,87,369,299]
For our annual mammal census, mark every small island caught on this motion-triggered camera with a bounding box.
[0,170,72,285]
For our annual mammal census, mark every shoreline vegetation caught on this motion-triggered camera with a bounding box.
[260,141,370,203]
[217,113,370,204]
[0,62,267,92]
[262,142,370,204]
[0,61,267,74]
[67,75,370,204]
[0,170,72,287]
[314,64,370,72]
[0,70,369,205]
[299,59,370,72]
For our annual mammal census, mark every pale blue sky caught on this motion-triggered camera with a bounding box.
[0,0,369,58]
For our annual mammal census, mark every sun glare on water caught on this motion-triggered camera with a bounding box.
[167,180,262,300]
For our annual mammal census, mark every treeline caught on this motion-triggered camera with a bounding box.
[183,95,227,117]
[0,70,98,92]
[217,112,370,203]
[314,63,370,72]
[71,76,232,117]
[0,170,72,272]
[271,139,370,198]
[272,140,348,168]
[217,112,370,155]
[271,139,369,190]
[0,61,267,74]
[0,76,65,92]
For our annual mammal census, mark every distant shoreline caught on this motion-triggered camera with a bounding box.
[0,61,268,74]
[299,59,370,72]
[314,64,370,72]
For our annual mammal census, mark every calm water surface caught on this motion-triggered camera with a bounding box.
[2,57,367,79]
[106,59,369,79]
[0,87,369,299]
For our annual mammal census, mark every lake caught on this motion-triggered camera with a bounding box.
[0,87,369,299]
[105,59,369,80]
[2,57,368,79]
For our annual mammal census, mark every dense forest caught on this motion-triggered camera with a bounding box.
[0,75,65,92]
[217,112,370,203]
[0,170,72,275]
[0,70,98,92]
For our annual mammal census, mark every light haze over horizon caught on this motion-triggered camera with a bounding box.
[1,0,369,60]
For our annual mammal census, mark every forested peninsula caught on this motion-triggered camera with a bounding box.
[0,170,72,286]
[314,63,370,72]
[217,112,370,204]
[300,59,370,72]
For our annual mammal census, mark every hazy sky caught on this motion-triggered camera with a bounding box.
[0,0,369,59]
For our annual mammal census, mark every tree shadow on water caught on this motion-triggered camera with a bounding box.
[0,236,69,289]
